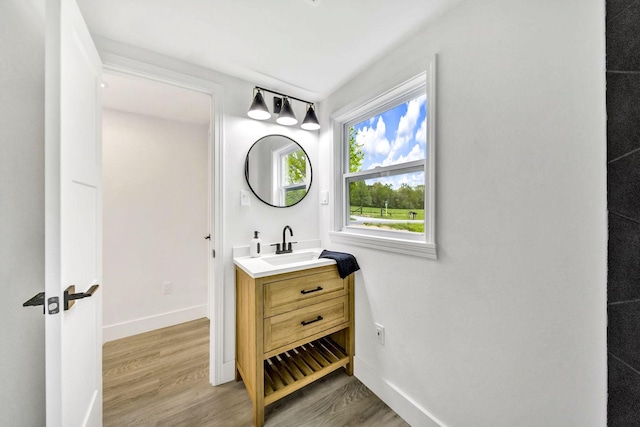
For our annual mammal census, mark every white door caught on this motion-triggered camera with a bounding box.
[45,0,103,425]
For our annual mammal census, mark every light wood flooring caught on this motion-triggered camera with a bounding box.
[103,318,409,426]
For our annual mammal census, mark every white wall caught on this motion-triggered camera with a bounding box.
[221,90,320,367]
[318,0,607,426]
[0,0,46,424]
[94,39,321,372]
[102,109,209,341]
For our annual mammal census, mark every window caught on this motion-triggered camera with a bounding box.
[346,95,426,234]
[274,143,310,206]
[330,60,437,258]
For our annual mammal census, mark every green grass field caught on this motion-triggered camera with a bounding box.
[349,206,425,233]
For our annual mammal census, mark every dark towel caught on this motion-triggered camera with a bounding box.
[319,250,360,279]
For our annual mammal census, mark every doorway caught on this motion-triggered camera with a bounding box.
[101,72,212,343]
[98,58,226,387]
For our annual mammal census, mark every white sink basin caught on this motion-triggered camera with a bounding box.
[261,251,319,266]
[233,248,336,278]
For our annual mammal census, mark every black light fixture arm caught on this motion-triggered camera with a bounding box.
[254,86,315,107]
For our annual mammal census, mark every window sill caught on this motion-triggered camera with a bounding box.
[328,230,437,259]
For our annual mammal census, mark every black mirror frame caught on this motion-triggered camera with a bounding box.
[244,134,313,208]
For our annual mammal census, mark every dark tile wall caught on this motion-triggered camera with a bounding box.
[608,1,640,425]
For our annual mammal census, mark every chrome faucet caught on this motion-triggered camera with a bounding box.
[272,225,295,254]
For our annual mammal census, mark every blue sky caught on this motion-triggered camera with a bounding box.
[351,94,427,188]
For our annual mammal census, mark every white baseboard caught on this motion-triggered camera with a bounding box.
[103,305,208,343]
[354,356,445,427]
[221,360,236,383]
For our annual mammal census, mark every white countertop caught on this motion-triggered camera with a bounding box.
[233,246,336,278]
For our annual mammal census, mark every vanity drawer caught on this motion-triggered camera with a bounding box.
[264,270,346,317]
[263,296,349,353]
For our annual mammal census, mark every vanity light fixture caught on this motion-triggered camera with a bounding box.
[247,86,320,130]
[301,104,320,130]
[247,88,271,120]
[276,97,298,126]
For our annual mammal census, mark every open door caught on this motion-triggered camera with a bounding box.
[45,0,103,425]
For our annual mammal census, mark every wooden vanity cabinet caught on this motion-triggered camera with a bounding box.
[235,264,354,427]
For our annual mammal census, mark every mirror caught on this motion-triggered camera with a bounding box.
[245,135,312,207]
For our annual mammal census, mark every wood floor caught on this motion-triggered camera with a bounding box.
[103,318,409,427]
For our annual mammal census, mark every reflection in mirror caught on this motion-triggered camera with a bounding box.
[245,135,312,207]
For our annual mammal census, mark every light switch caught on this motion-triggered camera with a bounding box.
[240,190,251,206]
[320,191,329,205]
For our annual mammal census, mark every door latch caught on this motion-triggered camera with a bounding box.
[48,297,59,314]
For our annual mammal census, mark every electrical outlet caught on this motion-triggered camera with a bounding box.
[375,323,385,345]
[162,281,172,295]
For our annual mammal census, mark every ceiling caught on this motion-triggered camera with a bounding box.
[101,73,211,125]
[78,0,462,102]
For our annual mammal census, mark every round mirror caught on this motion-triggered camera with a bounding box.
[245,135,312,207]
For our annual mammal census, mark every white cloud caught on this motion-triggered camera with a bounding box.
[356,116,390,156]
[397,96,425,142]
[385,95,426,164]
[415,118,426,144]
[382,143,424,166]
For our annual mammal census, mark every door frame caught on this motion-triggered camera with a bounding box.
[100,52,226,386]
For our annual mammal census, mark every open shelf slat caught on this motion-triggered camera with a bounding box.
[281,352,305,381]
[263,337,349,405]
[318,336,347,361]
[314,342,339,363]
[288,348,313,375]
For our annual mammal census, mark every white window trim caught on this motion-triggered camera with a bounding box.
[329,56,437,259]
[273,143,297,205]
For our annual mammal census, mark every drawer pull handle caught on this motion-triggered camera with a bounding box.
[301,316,323,326]
[301,286,323,295]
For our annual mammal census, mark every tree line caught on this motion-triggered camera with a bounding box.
[350,181,425,211]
